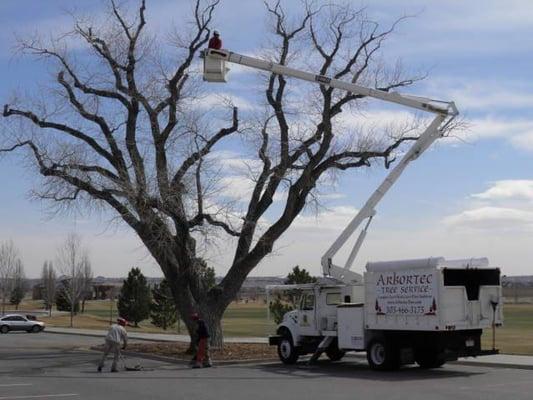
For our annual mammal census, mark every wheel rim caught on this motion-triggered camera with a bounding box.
[370,343,385,365]
[279,339,292,359]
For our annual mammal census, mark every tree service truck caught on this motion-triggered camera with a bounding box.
[203,48,503,370]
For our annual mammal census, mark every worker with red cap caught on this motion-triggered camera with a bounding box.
[190,312,212,368]
[98,317,128,372]
[208,30,222,50]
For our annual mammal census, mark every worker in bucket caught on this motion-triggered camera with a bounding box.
[97,317,128,372]
[190,313,212,368]
[208,30,222,49]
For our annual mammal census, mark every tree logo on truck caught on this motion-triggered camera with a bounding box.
[374,270,437,316]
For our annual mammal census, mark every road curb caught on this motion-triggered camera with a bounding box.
[450,360,533,370]
[119,350,278,366]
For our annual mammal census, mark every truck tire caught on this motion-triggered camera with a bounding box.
[416,352,446,369]
[277,331,299,365]
[366,339,399,371]
[326,339,345,362]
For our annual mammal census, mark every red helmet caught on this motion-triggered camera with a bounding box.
[191,313,200,321]
[117,317,127,326]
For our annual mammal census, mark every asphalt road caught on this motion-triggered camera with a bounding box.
[1,332,533,400]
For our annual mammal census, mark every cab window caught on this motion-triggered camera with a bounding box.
[326,293,341,305]
[301,294,315,310]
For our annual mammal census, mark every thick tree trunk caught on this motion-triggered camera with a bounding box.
[199,303,224,349]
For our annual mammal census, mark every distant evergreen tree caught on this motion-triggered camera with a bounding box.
[150,279,177,330]
[55,281,80,313]
[269,266,318,322]
[286,266,317,284]
[9,286,24,309]
[117,267,151,327]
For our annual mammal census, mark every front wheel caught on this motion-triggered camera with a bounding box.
[31,325,41,333]
[277,333,299,365]
[366,339,399,371]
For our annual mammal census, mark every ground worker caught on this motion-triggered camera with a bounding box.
[208,30,222,49]
[98,317,128,372]
[190,313,212,368]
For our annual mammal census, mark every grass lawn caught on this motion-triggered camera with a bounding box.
[17,299,276,337]
[14,299,533,354]
[482,304,533,355]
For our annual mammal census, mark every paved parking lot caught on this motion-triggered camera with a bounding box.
[2,332,533,400]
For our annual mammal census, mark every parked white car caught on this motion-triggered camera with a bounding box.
[0,314,45,333]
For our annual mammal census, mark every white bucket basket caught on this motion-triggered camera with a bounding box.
[203,50,229,82]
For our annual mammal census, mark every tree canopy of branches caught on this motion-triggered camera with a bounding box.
[1,0,426,345]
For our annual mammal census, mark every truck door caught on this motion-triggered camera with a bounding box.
[299,292,317,336]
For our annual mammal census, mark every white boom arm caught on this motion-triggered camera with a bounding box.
[203,49,458,283]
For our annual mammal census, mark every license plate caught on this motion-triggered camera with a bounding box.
[466,339,475,347]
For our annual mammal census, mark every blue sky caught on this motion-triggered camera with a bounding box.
[1,0,533,278]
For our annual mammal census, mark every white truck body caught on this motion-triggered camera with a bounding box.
[269,257,502,369]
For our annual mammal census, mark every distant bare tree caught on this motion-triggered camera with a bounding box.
[0,240,22,314]
[80,254,93,313]
[56,233,91,327]
[41,261,57,316]
[0,0,430,345]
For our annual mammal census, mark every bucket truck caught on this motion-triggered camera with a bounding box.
[203,49,503,370]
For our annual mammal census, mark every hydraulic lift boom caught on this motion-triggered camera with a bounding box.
[203,48,458,283]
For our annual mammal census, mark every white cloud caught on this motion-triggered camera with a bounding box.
[472,180,533,203]
[444,180,533,232]
[193,92,256,111]
[217,176,255,200]
[453,116,533,150]
[443,206,533,231]
[291,206,359,231]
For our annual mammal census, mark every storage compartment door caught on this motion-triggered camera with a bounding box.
[337,305,365,350]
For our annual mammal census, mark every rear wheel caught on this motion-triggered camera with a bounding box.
[366,338,399,371]
[325,339,345,361]
[277,331,299,365]
[416,352,446,369]
[0,325,9,334]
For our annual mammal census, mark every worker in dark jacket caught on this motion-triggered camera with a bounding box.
[208,30,222,49]
[191,313,212,368]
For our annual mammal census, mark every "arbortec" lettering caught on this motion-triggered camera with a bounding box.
[376,272,433,286]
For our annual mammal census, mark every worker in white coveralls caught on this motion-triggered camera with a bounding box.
[98,317,128,372]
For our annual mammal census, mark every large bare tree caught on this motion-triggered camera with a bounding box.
[1,0,425,345]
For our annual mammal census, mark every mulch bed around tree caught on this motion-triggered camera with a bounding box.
[95,342,278,361]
